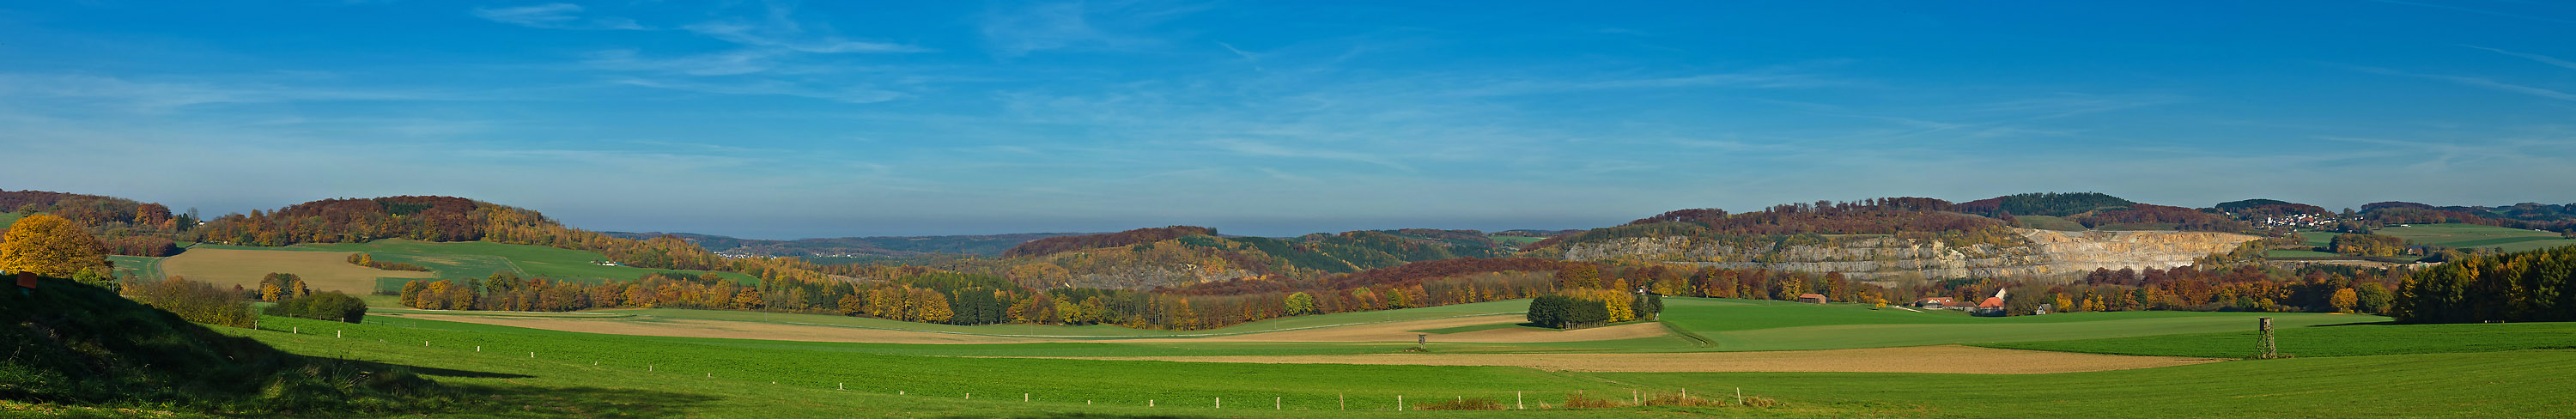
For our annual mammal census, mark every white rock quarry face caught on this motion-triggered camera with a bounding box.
[1562,228,2260,281]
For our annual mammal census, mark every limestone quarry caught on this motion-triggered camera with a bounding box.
[1560,228,2261,280]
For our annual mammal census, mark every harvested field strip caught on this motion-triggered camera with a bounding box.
[161,247,434,295]
[1043,345,2226,373]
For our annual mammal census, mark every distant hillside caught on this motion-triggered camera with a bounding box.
[990,226,1522,289]
[2361,201,2576,231]
[1958,191,2136,217]
[604,231,1091,257]
[196,196,733,271]
[2,189,191,256]
[2215,198,2330,218]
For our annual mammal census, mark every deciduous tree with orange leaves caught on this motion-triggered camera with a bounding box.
[0,214,110,276]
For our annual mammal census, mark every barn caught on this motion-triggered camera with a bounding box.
[1796,293,1827,304]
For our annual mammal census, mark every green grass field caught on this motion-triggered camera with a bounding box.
[230,311,2576,418]
[1983,321,2576,358]
[1653,298,2372,352]
[0,212,21,230]
[1485,235,1547,246]
[2373,223,2576,252]
[105,255,163,281]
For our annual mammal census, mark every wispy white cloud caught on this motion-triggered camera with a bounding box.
[583,49,781,76]
[471,3,648,30]
[682,20,929,53]
[979,1,1201,57]
[0,73,452,111]
[1203,139,1413,171]
[2464,45,2576,70]
[607,77,902,103]
[1216,42,1264,70]
[2354,66,2576,101]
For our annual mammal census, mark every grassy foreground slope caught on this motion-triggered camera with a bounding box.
[236,313,2576,418]
[1601,349,2576,418]
[1984,322,2576,358]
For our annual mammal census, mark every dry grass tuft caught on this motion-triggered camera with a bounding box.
[1413,397,1507,410]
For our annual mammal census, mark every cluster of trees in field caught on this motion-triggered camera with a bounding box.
[2393,245,2576,323]
[2330,234,2410,258]
[254,273,312,301]
[344,253,428,271]
[264,292,367,323]
[1524,288,1662,329]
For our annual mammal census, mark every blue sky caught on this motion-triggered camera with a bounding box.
[3,1,2573,239]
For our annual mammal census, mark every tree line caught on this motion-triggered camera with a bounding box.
[2394,245,2576,323]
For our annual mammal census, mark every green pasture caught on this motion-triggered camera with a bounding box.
[231,313,2576,418]
[0,212,21,230]
[1984,321,2576,358]
[106,255,163,281]
[2374,223,2576,252]
[1653,298,2375,352]
[1601,349,2576,418]
[1485,235,1547,245]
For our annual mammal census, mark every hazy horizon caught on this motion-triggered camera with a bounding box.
[5,1,2573,239]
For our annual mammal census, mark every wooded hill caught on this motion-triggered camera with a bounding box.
[604,231,1091,257]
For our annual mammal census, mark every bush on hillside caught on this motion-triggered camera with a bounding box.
[123,276,257,328]
[265,292,368,324]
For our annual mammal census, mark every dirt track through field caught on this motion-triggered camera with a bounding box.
[162,248,434,294]
[1052,345,2224,373]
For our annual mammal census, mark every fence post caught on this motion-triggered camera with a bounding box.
[1397,395,1403,411]
[1517,392,1524,410]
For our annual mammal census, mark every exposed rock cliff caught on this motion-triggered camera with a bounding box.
[1561,228,2259,280]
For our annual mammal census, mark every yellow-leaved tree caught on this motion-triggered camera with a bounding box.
[0,214,111,277]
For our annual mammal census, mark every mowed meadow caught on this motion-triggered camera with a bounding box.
[227,297,2576,418]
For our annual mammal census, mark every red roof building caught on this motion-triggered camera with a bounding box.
[1978,296,2005,308]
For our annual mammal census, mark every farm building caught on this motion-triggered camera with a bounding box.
[1913,297,1954,308]
[1796,294,1827,304]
